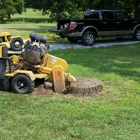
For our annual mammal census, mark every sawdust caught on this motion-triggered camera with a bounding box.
[32,78,103,97]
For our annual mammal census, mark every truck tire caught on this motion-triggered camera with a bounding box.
[67,37,78,43]
[11,74,35,94]
[133,28,140,41]
[10,38,23,51]
[82,31,95,46]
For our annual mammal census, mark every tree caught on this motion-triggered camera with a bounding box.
[24,0,140,21]
[25,0,83,21]
[135,0,140,20]
[0,0,23,23]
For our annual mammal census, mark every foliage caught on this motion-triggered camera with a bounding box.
[24,0,140,21]
[0,0,23,23]
[25,0,83,22]
[0,0,140,22]
[134,0,140,20]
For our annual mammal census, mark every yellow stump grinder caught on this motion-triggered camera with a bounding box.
[0,33,102,96]
[0,33,76,94]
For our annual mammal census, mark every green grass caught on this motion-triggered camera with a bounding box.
[9,9,50,23]
[1,43,140,140]
[0,23,56,38]
[0,9,56,39]
[0,9,140,140]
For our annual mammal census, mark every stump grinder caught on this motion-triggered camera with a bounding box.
[0,33,76,94]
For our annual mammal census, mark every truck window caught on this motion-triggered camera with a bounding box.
[84,12,99,19]
[116,12,130,20]
[103,11,114,20]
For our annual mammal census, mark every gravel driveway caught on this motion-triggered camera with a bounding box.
[7,39,140,55]
[49,39,140,51]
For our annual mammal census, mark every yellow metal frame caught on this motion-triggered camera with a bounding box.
[46,30,60,40]
[42,54,68,72]
[5,70,36,81]
[52,65,65,92]
[0,32,11,42]
[0,32,28,50]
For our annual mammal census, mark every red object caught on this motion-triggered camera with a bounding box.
[70,22,77,29]
[57,71,61,77]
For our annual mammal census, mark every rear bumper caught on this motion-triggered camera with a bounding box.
[49,29,82,37]
[49,29,69,33]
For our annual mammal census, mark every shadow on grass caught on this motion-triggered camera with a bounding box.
[9,17,50,23]
[51,44,140,83]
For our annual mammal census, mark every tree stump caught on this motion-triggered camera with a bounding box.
[68,78,102,97]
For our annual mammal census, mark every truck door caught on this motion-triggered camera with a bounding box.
[114,11,133,35]
[101,11,117,36]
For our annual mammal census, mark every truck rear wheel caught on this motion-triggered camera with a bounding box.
[11,74,35,94]
[67,37,78,43]
[133,28,140,41]
[82,31,95,46]
[10,38,23,51]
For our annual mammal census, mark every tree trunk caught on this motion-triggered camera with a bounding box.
[8,14,11,20]
[69,78,102,97]
[135,0,140,20]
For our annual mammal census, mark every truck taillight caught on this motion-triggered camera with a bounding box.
[70,22,77,29]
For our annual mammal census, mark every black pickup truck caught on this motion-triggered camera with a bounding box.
[51,10,140,45]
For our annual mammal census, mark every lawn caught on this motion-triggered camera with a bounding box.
[1,43,140,140]
[0,9,140,140]
[0,9,56,38]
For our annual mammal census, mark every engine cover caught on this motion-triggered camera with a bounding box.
[24,49,41,64]
[23,41,48,65]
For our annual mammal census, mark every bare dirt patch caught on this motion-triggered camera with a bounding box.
[32,78,103,97]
